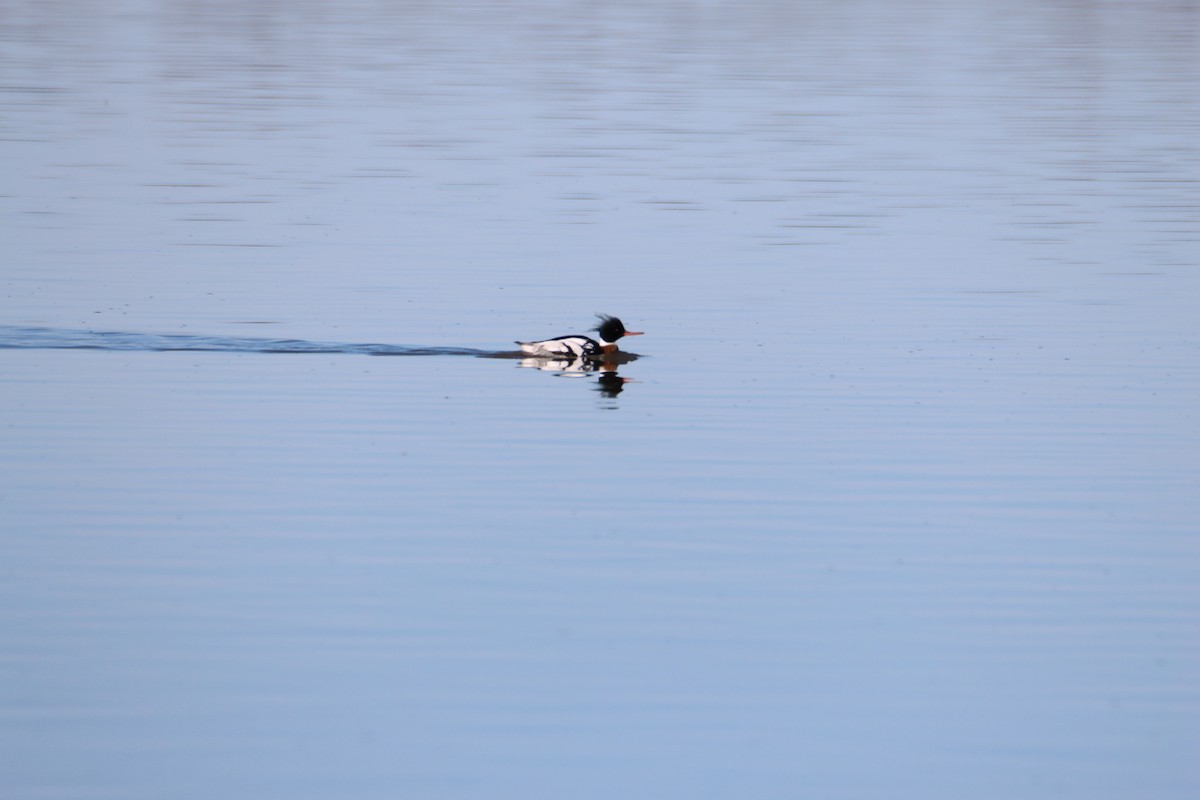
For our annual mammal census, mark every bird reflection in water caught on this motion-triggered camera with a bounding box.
[518,351,637,405]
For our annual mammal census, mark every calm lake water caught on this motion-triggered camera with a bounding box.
[3,1,1198,798]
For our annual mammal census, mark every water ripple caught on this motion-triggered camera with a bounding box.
[0,325,498,358]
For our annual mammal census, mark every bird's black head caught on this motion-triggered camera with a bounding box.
[594,314,644,344]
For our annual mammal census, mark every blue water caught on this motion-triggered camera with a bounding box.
[2,2,1198,798]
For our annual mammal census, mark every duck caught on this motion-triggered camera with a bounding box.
[516,314,643,358]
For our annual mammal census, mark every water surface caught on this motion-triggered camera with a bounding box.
[2,2,1198,798]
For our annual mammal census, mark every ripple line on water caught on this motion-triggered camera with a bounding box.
[0,325,507,358]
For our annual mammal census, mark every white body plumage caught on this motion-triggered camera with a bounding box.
[516,335,602,358]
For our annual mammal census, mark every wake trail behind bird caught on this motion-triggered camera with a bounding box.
[0,326,520,358]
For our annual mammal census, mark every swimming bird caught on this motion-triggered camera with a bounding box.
[516,314,644,358]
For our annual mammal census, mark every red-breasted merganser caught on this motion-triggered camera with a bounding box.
[517,314,644,358]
